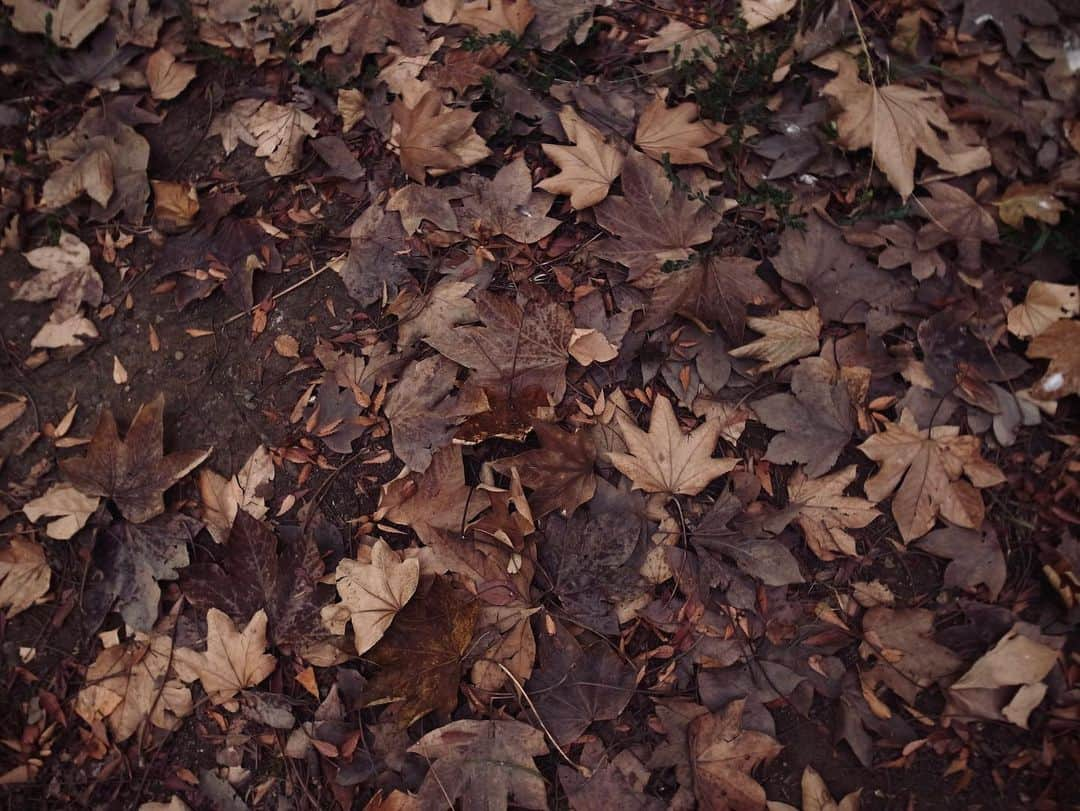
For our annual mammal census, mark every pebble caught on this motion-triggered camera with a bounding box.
[174,350,185,361]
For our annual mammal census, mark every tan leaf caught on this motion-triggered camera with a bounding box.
[386,184,463,236]
[454,0,535,37]
[326,540,420,655]
[209,98,262,155]
[742,0,797,30]
[634,97,724,165]
[729,307,822,372]
[818,52,990,199]
[389,279,476,347]
[40,147,114,209]
[567,327,618,365]
[7,0,109,48]
[22,483,100,540]
[1007,282,1078,340]
[384,355,465,472]
[1027,319,1080,400]
[609,394,738,497]
[689,699,783,811]
[538,106,624,209]
[0,536,51,618]
[31,314,99,349]
[996,183,1065,228]
[392,90,490,182]
[151,180,200,233]
[14,232,103,320]
[337,88,366,132]
[457,157,560,243]
[767,765,861,811]
[139,798,191,811]
[198,445,275,544]
[145,49,197,100]
[952,627,1058,691]
[247,102,319,176]
[174,608,277,704]
[858,411,1005,542]
[787,466,880,560]
[377,38,442,107]
[0,396,27,433]
[75,630,192,742]
[112,355,128,384]
[492,422,598,517]
[639,21,722,69]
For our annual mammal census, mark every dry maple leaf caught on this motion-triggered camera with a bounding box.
[323,540,419,655]
[0,536,50,618]
[151,180,200,233]
[385,355,467,472]
[198,445,274,544]
[389,279,477,347]
[174,608,277,705]
[914,182,997,271]
[363,576,480,727]
[392,90,491,182]
[917,525,1006,600]
[858,411,1005,542]
[457,157,561,243]
[634,97,724,165]
[995,183,1066,229]
[689,698,783,811]
[1026,319,1080,400]
[180,511,323,649]
[409,719,548,811]
[453,0,536,37]
[386,183,463,235]
[742,0,797,31]
[299,0,426,72]
[959,0,1058,56]
[75,629,192,742]
[786,466,880,560]
[145,49,197,101]
[22,483,100,540]
[642,255,775,344]
[379,445,485,546]
[861,606,963,703]
[247,101,318,176]
[729,307,822,373]
[537,106,625,210]
[5,0,109,48]
[818,52,990,199]
[594,150,722,279]
[59,394,210,524]
[768,765,862,811]
[425,291,574,402]
[753,356,853,477]
[492,422,598,517]
[609,394,738,497]
[14,232,103,321]
[1007,282,1079,340]
[337,87,366,132]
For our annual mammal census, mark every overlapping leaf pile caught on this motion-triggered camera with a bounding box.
[0,0,1078,808]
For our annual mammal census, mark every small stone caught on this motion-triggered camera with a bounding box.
[174,350,185,361]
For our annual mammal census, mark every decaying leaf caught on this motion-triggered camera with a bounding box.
[729,307,822,373]
[610,395,738,497]
[457,157,561,243]
[538,106,625,210]
[14,232,103,320]
[689,699,783,811]
[59,394,211,524]
[492,423,597,517]
[22,482,100,540]
[786,466,880,560]
[0,536,51,618]
[1027,320,1080,400]
[742,0,797,31]
[174,608,277,705]
[634,97,723,165]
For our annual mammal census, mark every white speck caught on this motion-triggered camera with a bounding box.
[1037,199,1054,210]
[797,173,818,185]
[973,13,995,25]
[783,123,802,135]
[1066,46,1080,74]
[1043,372,1064,392]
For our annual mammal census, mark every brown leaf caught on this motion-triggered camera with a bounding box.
[385,355,465,472]
[917,525,1006,600]
[7,0,109,48]
[914,182,997,271]
[786,466,880,560]
[610,395,738,497]
[180,511,323,649]
[818,52,990,199]
[0,536,51,618]
[594,150,722,279]
[425,291,574,402]
[59,394,211,524]
[688,698,783,811]
[861,607,962,703]
[386,183,463,235]
[151,180,200,233]
[995,183,1066,228]
[409,720,548,811]
[770,766,861,811]
[634,97,724,165]
[174,608,277,705]
[458,157,560,243]
[339,204,413,307]
[145,49,197,100]
[391,90,490,182]
[492,422,597,517]
[22,483,100,540]
[752,356,853,477]
[337,87,366,132]
[363,577,480,726]
[198,445,274,544]
[742,0,797,31]
[14,232,103,321]
[1007,282,1079,340]
[728,307,822,373]
[1027,319,1080,400]
[379,445,484,546]
[538,106,625,210]
[858,411,1006,542]
[299,0,426,75]
[959,0,1058,56]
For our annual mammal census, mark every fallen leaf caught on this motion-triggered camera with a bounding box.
[959,0,1058,56]
[538,106,625,209]
[31,314,99,348]
[339,204,413,307]
[952,627,1059,691]
[198,444,275,544]
[151,180,200,233]
[1027,319,1080,400]
[22,483,100,540]
[917,525,1006,600]
[818,52,990,199]
[363,577,480,726]
[861,607,962,703]
[729,307,822,373]
[299,0,426,75]
[689,698,783,811]
[767,765,861,811]
[425,291,573,402]
[14,232,103,320]
[386,184,463,235]
[914,182,997,272]
[75,628,192,742]
[752,355,853,477]
[247,101,318,176]
[742,0,797,31]
[324,540,419,655]
[409,720,548,811]
[174,608,277,705]
[337,87,366,132]
[379,445,484,546]
[995,183,1066,228]
[634,97,723,165]
[492,422,597,517]
[385,355,466,472]
[6,0,109,48]
[181,511,323,649]
[786,466,880,560]
[145,49,197,100]
[458,157,561,243]
[1007,282,1079,340]
[858,411,1007,542]
[392,90,490,181]
[0,536,51,618]
[59,394,211,524]
[610,394,737,497]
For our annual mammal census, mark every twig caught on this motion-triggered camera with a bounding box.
[222,260,336,326]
